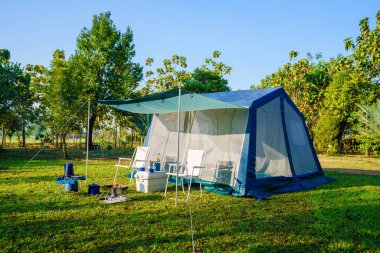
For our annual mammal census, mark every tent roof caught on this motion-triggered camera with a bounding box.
[202,87,281,107]
[98,87,283,114]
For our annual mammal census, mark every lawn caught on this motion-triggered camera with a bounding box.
[0,151,379,252]
[319,154,380,172]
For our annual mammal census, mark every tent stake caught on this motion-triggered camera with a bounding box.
[85,99,90,185]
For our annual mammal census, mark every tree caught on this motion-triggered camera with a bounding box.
[46,50,83,158]
[182,68,230,93]
[0,49,33,150]
[144,50,232,94]
[144,55,191,93]
[314,110,341,154]
[72,12,143,149]
[344,11,380,79]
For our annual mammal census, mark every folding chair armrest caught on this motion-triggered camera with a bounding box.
[190,166,205,177]
[115,164,130,168]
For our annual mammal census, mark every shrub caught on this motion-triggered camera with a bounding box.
[314,111,341,153]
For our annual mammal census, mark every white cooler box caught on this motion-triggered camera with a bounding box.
[136,171,167,193]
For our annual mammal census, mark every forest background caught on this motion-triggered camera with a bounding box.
[1,11,379,158]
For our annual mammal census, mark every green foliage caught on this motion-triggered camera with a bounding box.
[345,11,380,79]
[182,68,230,93]
[357,135,380,157]
[144,50,232,94]
[0,49,36,150]
[314,111,341,153]
[355,99,380,156]
[356,99,380,136]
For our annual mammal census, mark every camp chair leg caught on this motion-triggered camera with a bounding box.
[164,175,170,198]
[129,170,135,186]
[181,178,185,194]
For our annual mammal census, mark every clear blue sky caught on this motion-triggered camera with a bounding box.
[1,0,379,90]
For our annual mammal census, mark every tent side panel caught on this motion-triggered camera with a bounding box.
[254,97,292,178]
[283,100,319,176]
[186,109,248,192]
[147,113,191,168]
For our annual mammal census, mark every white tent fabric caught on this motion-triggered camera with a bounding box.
[146,109,248,186]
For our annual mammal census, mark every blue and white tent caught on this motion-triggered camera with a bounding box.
[100,87,334,199]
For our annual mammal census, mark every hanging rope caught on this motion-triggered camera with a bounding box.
[22,100,89,169]
[188,194,196,253]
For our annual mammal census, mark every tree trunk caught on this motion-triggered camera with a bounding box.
[55,134,59,148]
[22,121,26,153]
[2,127,6,146]
[114,122,118,148]
[88,113,97,150]
[79,133,82,149]
[62,134,68,160]
[119,124,122,149]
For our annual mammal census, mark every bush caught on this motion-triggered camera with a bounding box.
[314,111,341,154]
[357,134,380,157]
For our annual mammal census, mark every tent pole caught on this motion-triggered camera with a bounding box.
[176,87,181,207]
[85,99,90,185]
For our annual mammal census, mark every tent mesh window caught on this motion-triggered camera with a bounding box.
[284,100,319,176]
[146,109,248,187]
[255,97,292,178]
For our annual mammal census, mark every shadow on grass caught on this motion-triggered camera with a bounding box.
[3,200,377,252]
[324,167,380,175]
[0,175,58,186]
[322,171,380,188]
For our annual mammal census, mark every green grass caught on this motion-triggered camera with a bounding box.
[319,154,380,172]
[0,153,379,252]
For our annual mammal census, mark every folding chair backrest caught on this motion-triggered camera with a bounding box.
[162,154,177,172]
[215,161,235,184]
[133,146,149,169]
[185,149,205,176]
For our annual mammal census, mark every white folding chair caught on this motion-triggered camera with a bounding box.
[164,149,206,201]
[115,146,149,186]
[214,161,235,185]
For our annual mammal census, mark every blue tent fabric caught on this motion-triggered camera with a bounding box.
[204,88,334,199]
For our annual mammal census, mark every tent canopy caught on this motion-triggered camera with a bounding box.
[98,87,334,199]
[98,89,244,114]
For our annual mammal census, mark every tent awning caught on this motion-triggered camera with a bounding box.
[98,89,244,114]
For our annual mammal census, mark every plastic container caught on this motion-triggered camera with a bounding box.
[88,183,100,195]
[64,163,74,177]
[135,171,167,193]
[154,162,161,171]
[148,168,154,173]
[139,167,145,171]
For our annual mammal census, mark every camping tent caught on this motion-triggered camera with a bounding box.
[99,87,333,199]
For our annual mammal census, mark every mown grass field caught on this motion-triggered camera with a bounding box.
[0,151,379,252]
